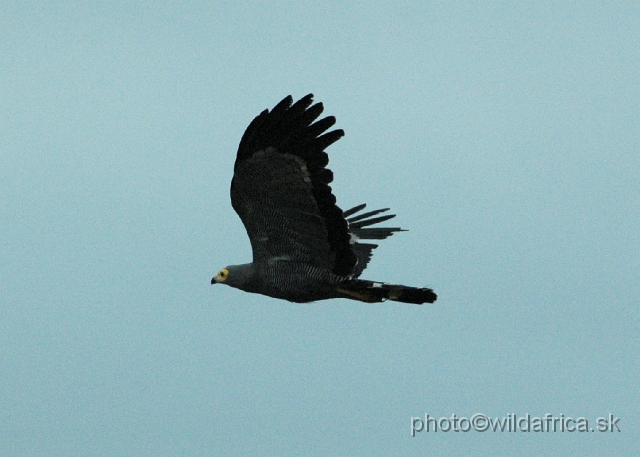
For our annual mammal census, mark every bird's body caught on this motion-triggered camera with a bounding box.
[211,94,437,305]
[222,261,344,303]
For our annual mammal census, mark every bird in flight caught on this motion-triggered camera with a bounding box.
[211,94,437,304]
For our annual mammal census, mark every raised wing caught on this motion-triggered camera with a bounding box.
[230,94,357,276]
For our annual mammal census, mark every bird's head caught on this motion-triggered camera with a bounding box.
[211,268,230,284]
[211,263,255,289]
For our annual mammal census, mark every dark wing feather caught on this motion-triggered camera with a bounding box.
[344,205,405,279]
[231,94,356,276]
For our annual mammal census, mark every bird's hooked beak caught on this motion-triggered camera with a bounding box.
[211,276,217,285]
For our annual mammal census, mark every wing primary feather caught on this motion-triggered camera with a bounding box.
[343,204,367,218]
[347,208,391,223]
[284,94,315,124]
[349,213,397,229]
[236,110,269,162]
[304,116,337,140]
[353,228,405,239]
[313,129,344,152]
[297,102,325,129]
[268,95,295,120]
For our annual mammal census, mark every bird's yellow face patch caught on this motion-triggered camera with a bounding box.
[215,268,229,282]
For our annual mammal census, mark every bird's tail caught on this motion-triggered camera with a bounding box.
[336,279,437,305]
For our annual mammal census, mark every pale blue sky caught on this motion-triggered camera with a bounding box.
[1,2,638,456]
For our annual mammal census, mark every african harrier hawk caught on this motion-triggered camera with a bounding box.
[211,94,437,304]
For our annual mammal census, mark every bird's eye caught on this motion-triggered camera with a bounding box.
[218,269,229,281]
